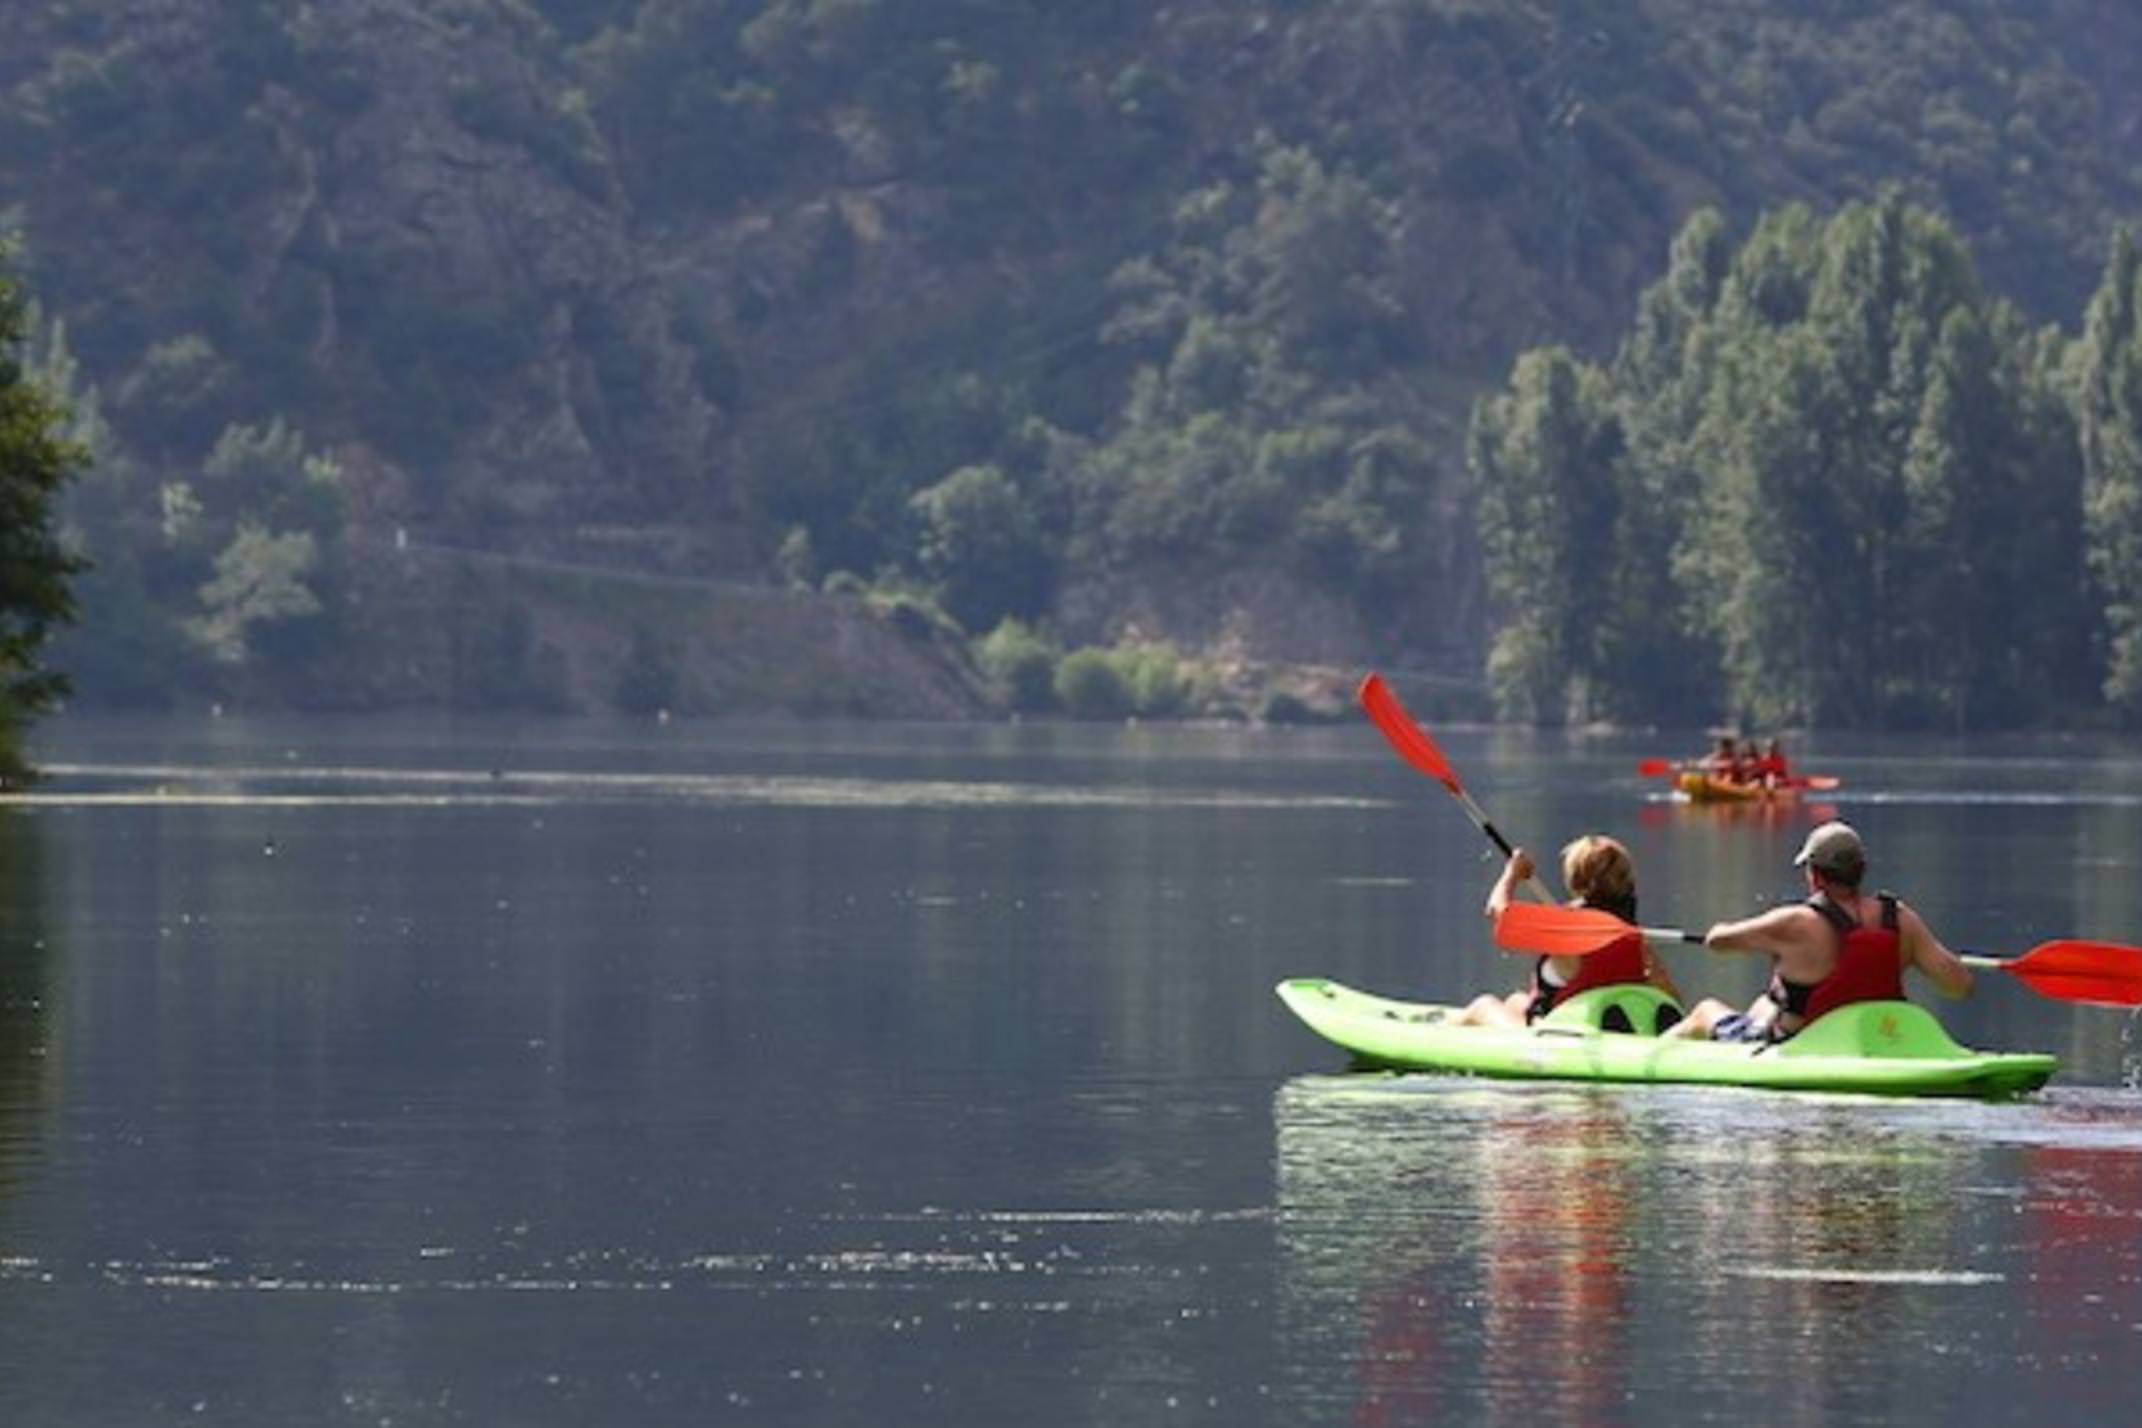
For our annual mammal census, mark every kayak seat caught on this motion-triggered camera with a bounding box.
[1774,1000,1968,1061]
[1541,984,1685,1038]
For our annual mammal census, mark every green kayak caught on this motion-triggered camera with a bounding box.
[1276,978,2058,1099]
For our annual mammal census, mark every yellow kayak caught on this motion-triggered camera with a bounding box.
[1676,771,1792,803]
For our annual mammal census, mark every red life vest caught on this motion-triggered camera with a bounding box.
[1528,916,1648,1022]
[1772,893,1904,1026]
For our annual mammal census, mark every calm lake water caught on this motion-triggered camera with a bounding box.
[3,713,2142,1425]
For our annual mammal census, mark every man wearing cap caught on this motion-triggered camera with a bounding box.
[1663,820,1974,1041]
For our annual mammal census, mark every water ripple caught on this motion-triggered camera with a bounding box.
[8,762,1387,812]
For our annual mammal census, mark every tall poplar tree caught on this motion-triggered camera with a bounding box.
[1470,347,1619,723]
[0,248,86,785]
[1607,209,1731,722]
[2077,228,2142,712]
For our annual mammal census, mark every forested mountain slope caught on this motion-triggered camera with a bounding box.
[4,0,2139,717]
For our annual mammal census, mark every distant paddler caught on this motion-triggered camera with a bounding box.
[1747,738,1792,790]
[1704,734,1746,782]
[1636,735,1747,786]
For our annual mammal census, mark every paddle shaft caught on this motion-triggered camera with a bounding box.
[1641,936,2055,965]
[1497,901,2142,1006]
[1643,931,2042,959]
[1463,790,1556,906]
[1453,786,1518,861]
[1961,953,2028,972]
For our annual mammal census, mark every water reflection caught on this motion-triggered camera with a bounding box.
[1634,798,1841,831]
[0,813,53,1202]
[1459,1093,1636,1425]
[1275,1079,1643,1424]
[1276,1076,2142,1424]
[2020,1139,2142,1420]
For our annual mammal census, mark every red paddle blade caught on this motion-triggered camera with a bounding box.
[1358,673,1460,795]
[1795,775,1841,791]
[1493,902,1628,957]
[1637,759,1676,777]
[1999,940,2142,1007]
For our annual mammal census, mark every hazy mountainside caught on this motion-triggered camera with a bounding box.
[4,0,2141,716]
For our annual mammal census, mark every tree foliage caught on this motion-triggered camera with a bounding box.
[8,2,2142,719]
[2078,229,2142,710]
[907,462,1050,634]
[0,248,86,782]
[1477,195,2106,729]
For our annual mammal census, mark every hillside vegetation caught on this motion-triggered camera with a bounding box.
[3,0,2140,722]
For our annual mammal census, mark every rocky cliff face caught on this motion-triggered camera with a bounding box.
[10,0,732,554]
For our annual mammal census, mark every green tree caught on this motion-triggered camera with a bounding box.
[184,525,322,666]
[1883,302,2086,728]
[1053,647,1133,720]
[1066,143,1440,616]
[1470,347,1619,723]
[1603,209,1732,723]
[908,463,1051,633]
[973,617,1058,713]
[1893,307,2001,724]
[0,253,88,784]
[113,335,239,459]
[198,419,345,539]
[1693,326,1848,726]
[2077,228,2142,712]
[1997,314,2093,715]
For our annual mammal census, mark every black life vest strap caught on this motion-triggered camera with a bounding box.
[1574,892,1639,924]
[1805,890,1898,933]
[1778,891,1899,1014]
[1775,894,1844,1015]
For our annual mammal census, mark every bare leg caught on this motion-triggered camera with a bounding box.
[1452,990,1529,1027]
[1663,997,1737,1039]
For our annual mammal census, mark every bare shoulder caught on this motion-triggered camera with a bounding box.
[1749,902,1824,936]
[1709,900,1822,951]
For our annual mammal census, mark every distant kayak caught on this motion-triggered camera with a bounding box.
[1675,771,1790,803]
[1275,979,2056,1099]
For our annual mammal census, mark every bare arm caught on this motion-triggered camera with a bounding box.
[1703,904,1811,957]
[1642,948,1685,1002]
[1899,902,1973,1000]
[1483,849,1535,921]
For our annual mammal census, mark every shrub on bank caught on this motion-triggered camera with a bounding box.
[974,618,1059,712]
[1116,642,1193,717]
[1055,648,1134,720]
[1053,641,1204,720]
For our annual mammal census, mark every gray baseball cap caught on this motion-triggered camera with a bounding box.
[1793,820,1866,880]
